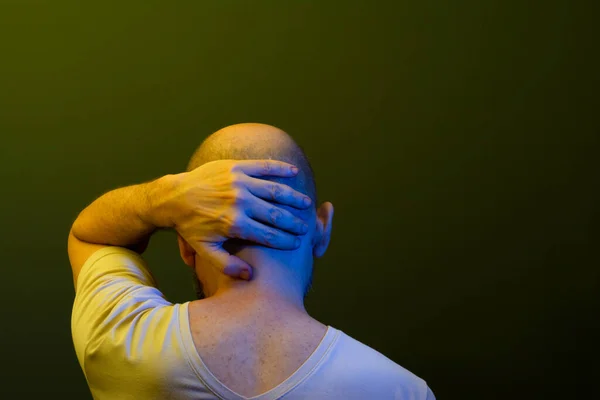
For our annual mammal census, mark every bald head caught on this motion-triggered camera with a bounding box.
[184,123,334,300]
[187,123,317,203]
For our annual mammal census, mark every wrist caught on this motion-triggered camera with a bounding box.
[143,173,181,230]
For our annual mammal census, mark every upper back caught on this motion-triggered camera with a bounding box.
[72,247,434,399]
[186,300,432,400]
[187,298,329,397]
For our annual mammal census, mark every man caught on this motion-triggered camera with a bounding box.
[69,123,435,399]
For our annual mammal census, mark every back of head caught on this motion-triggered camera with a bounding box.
[187,123,317,204]
[186,123,319,299]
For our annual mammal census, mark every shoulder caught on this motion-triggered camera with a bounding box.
[71,245,171,366]
[337,331,422,375]
[327,329,431,397]
[73,245,158,295]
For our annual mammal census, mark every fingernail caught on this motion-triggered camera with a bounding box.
[304,197,311,206]
[295,237,301,247]
[240,270,250,280]
[291,166,299,174]
[302,223,309,233]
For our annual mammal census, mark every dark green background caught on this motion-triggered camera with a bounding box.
[0,1,597,399]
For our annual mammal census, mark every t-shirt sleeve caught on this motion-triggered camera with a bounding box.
[71,246,172,370]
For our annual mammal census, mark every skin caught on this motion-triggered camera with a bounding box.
[68,123,335,396]
[69,122,334,314]
[178,124,335,395]
[179,123,334,312]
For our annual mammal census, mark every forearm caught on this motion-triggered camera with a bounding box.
[71,175,175,250]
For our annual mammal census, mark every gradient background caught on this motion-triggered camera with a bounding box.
[0,1,597,399]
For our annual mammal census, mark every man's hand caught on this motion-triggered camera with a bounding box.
[156,160,313,280]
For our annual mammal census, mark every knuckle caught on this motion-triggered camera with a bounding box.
[289,189,300,203]
[227,223,239,237]
[230,161,242,172]
[263,228,278,246]
[270,184,282,200]
[232,189,247,206]
[230,172,241,184]
[263,160,271,174]
[228,166,239,178]
[269,208,282,225]
[229,172,245,189]
[296,219,306,231]
[226,212,243,233]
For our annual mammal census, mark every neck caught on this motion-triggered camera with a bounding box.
[207,244,313,314]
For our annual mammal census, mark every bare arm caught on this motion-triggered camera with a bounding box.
[71,176,173,252]
[68,160,312,287]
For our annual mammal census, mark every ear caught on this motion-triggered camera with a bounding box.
[313,202,334,258]
[177,234,196,267]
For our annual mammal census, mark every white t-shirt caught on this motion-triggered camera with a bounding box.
[72,247,436,400]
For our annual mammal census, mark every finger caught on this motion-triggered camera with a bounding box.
[233,217,302,250]
[245,177,312,209]
[195,241,253,281]
[246,197,308,235]
[234,160,299,178]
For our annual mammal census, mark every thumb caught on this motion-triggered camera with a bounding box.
[196,242,253,281]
